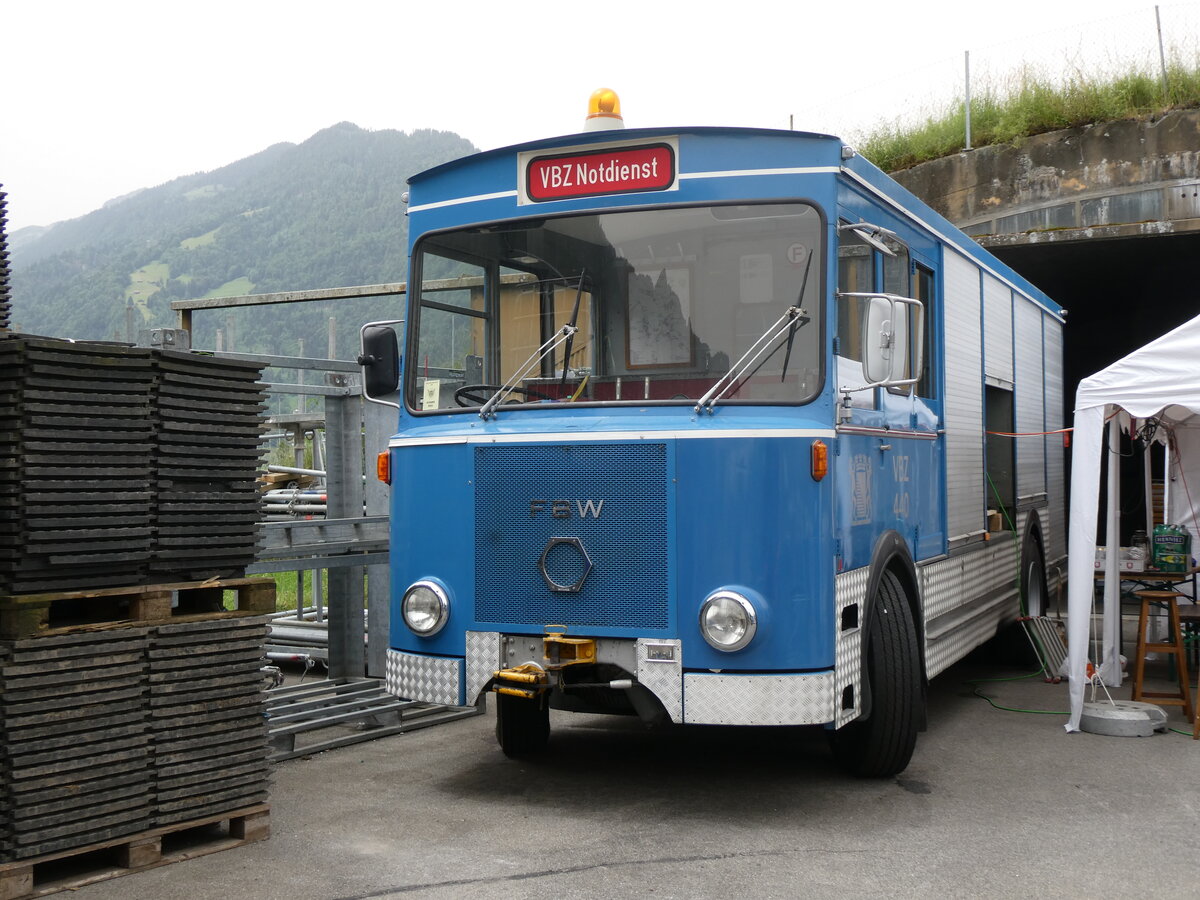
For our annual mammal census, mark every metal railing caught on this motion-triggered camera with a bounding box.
[168,284,483,756]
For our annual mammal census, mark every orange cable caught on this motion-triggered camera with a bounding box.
[986,428,1074,437]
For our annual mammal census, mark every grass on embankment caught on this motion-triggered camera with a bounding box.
[857,60,1200,173]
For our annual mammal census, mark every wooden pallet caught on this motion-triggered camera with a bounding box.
[0,578,276,640]
[0,804,269,899]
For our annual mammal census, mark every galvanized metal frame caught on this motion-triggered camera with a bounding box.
[171,284,408,684]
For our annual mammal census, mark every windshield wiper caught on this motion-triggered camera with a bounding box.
[478,270,587,420]
[694,306,810,415]
[779,247,815,383]
[479,324,578,420]
[558,270,587,394]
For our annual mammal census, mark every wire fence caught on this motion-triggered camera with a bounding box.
[806,2,1200,149]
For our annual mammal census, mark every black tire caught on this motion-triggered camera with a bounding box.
[987,530,1050,669]
[830,570,921,777]
[495,693,550,758]
[1022,532,1048,618]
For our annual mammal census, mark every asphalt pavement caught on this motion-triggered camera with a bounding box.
[74,657,1199,900]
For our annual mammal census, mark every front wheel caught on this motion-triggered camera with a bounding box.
[495,693,550,758]
[830,570,922,777]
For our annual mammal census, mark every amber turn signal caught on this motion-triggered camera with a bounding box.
[376,450,391,485]
[811,440,828,481]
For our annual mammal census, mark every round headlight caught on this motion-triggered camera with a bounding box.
[699,590,758,652]
[402,580,449,636]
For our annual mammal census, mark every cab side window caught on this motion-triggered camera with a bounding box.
[836,229,871,363]
[913,264,936,399]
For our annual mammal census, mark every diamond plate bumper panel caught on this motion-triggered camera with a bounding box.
[683,671,836,725]
[385,648,463,706]
[465,631,502,702]
[834,567,870,728]
[636,639,682,723]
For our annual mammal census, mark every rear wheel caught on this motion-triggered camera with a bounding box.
[495,693,550,758]
[831,570,921,777]
[1022,533,1048,618]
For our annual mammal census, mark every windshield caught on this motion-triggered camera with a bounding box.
[407,202,823,412]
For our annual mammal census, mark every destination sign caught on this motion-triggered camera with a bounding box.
[523,142,676,203]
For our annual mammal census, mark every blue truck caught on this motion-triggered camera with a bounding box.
[360,91,1066,776]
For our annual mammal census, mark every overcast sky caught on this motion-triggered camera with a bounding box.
[3,0,1194,233]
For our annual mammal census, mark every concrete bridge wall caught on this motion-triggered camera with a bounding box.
[891,108,1200,246]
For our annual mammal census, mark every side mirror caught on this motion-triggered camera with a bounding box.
[861,296,898,384]
[358,323,400,403]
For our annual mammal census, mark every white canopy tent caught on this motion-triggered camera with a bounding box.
[1066,313,1200,732]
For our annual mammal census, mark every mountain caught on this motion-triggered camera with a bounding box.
[9,123,477,354]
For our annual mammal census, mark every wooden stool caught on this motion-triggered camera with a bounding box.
[1131,590,1195,723]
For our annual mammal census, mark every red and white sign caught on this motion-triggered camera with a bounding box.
[521,140,677,204]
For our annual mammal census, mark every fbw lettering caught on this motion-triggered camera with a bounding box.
[529,499,605,519]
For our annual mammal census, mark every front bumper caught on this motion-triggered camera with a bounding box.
[385,633,846,726]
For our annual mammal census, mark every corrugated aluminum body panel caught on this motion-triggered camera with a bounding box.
[920,532,1021,677]
[1043,322,1067,563]
[1015,299,1046,499]
[983,275,1014,383]
[943,252,984,541]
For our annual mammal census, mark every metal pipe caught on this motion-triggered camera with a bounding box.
[268,625,331,645]
[964,50,972,151]
[315,568,324,623]
[269,606,319,619]
[1156,5,1170,102]
[313,430,326,477]
[268,464,327,477]
[268,651,312,663]
[1102,417,1122,686]
[297,339,305,414]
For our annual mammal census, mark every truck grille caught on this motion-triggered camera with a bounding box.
[474,443,669,630]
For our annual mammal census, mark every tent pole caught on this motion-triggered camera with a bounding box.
[1101,417,1123,686]
[1144,438,1154,537]
[1065,404,1106,731]
[1164,439,1172,529]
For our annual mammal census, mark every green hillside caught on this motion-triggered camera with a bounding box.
[9,123,476,355]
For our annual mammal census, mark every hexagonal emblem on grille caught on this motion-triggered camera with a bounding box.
[539,537,593,593]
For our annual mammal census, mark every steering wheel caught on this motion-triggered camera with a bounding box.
[453,384,554,407]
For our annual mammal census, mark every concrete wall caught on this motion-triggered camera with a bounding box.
[890,109,1200,241]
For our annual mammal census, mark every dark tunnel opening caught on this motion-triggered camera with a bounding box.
[991,231,1200,543]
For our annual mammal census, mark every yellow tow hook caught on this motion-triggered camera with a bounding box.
[492,625,599,700]
[542,624,596,667]
[492,661,549,700]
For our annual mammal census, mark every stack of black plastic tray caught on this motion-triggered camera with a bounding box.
[150,351,267,582]
[148,616,271,825]
[0,187,11,332]
[0,337,156,594]
[0,629,155,861]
